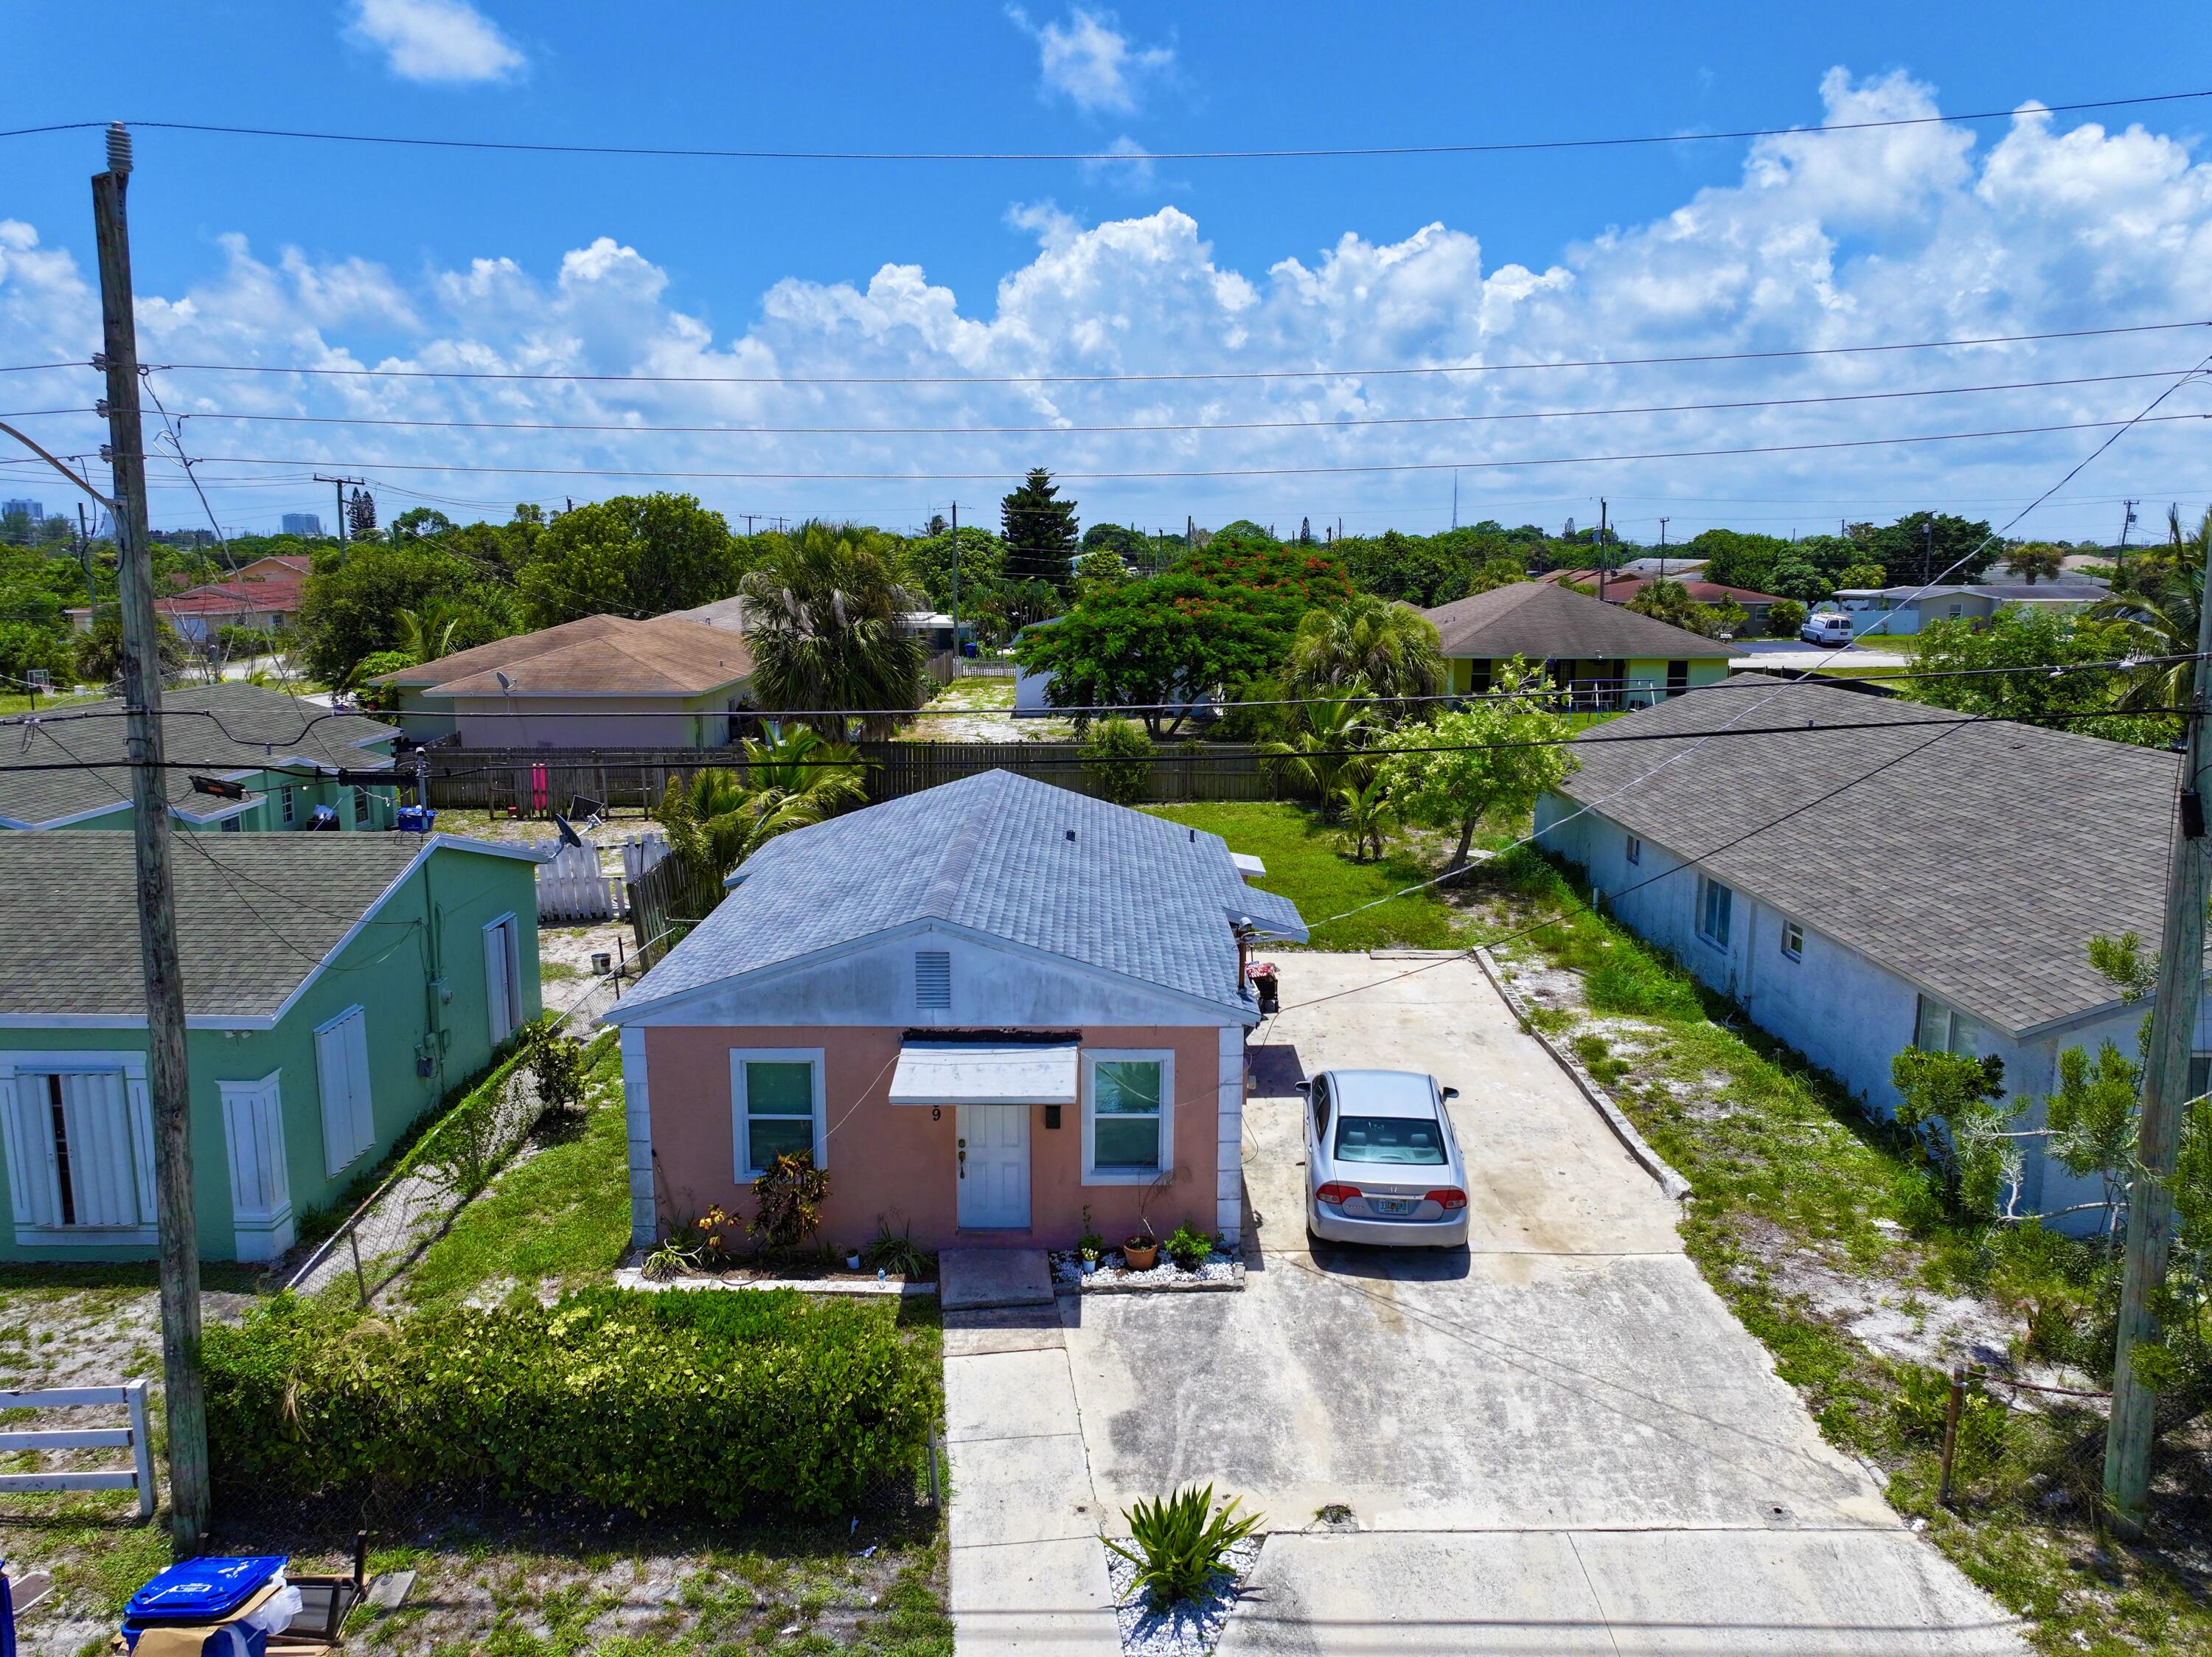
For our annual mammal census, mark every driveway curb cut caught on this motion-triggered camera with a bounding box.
[1472,948,1694,1203]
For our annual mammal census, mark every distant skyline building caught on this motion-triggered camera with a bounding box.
[2,499,44,522]
[280,512,324,537]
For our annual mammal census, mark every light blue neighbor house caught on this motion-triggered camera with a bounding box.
[0,833,546,1261]
[1532,675,2193,1229]
[1,681,404,833]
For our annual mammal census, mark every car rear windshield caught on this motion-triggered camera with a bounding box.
[1332,1114,1447,1164]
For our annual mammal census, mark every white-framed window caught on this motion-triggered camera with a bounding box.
[1082,1048,1174,1184]
[352,785,371,827]
[0,1052,157,1242]
[1625,835,1642,866]
[914,950,951,1010]
[483,913,524,1045]
[218,1071,293,1260]
[218,814,242,833]
[280,786,296,827]
[1914,993,1989,1057]
[1780,920,1804,960]
[313,1006,378,1178]
[730,1049,827,1178]
[1696,875,1733,949]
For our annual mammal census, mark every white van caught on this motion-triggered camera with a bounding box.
[1799,613,1853,646]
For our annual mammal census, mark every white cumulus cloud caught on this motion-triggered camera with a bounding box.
[344,0,523,86]
[1009,6,1174,114]
[5,70,2212,539]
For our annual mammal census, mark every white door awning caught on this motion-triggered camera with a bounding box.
[888,1041,1079,1107]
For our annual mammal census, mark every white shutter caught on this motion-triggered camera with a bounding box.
[127,1076,157,1223]
[344,1012,375,1162]
[58,1072,139,1228]
[316,1009,373,1177]
[220,1075,290,1223]
[1,1074,58,1229]
[483,920,514,1044]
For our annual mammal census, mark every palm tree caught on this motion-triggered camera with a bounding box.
[1257,684,1374,816]
[2089,507,2208,710]
[740,523,928,740]
[1287,595,1445,715]
[394,600,467,666]
[655,727,870,877]
[1331,771,1395,861]
[2005,543,2066,585]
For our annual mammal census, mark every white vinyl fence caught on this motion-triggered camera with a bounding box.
[0,1380,154,1518]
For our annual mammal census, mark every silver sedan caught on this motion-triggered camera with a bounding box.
[1301,1069,1470,1248]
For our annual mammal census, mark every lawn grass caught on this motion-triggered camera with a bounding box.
[1145,801,1476,951]
[405,1035,633,1307]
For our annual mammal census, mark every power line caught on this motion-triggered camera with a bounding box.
[98,319,2211,387]
[7,367,2190,439]
[4,91,2204,161]
[84,409,2212,483]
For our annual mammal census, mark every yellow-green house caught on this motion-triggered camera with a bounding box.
[1422,582,1734,709]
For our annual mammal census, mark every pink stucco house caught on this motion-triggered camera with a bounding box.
[600,771,1306,1254]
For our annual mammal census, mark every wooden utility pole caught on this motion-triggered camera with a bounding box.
[94,122,209,1549]
[2102,520,2212,1532]
[947,501,959,660]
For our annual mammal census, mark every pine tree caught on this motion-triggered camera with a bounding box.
[1001,468,1079,590]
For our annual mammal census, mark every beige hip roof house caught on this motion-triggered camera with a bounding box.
[600,769,1306,1255]
[372,614,756,748]
[1424,580,1735,709]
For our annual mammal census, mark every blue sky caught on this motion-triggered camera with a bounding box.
[3,1,2211,541]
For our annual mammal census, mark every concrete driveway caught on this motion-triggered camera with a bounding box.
[1054,953,2024,1655]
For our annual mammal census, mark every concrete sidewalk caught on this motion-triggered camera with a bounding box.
[943,1302,1119,1656]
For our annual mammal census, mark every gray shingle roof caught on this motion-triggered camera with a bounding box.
[617,770,1307,1018]
[0,683,397,828]
[0,833,433,1019]
[1550,675,2180,1035]
[1423,581,1736,661]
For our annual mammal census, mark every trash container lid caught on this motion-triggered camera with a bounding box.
[125,1556,285,1623]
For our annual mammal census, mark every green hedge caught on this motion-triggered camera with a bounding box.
[205,1287,936,1519]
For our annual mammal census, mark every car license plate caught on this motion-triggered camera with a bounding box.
[1369,1197,1414,1216]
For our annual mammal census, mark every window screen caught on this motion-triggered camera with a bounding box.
[1092,1060,1162,1172]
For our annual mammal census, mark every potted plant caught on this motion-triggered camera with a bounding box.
[1121,1169,1175,1271]
[1077,1206,1105,1274]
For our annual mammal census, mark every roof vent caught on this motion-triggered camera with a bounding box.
[1065,828,1077,842]
[915,950,951,1010]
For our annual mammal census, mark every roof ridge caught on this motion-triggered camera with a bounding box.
[917,771,1009,917]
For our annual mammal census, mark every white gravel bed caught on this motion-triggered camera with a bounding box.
[1050,1248,1245,1293]
[1105,1536,1263,1657]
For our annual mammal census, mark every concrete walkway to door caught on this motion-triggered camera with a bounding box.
[942,1257,1119,1655]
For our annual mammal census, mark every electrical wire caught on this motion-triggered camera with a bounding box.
[108,319,2212,387]
[65,409,2212,485]
[4,91,2202,161]
[7,367,2194,439]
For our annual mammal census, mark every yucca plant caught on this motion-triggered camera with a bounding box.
[1106,1483,1263,1610]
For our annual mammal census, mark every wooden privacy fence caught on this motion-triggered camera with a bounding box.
[428,741,1284,812]
[0,1380,155,1518]
[628,843,731,970]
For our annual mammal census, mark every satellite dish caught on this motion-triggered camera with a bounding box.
[554,813,585,850]
[494,670,512,691]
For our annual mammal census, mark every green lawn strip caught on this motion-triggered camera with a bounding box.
[404,1037,630,1307]
[1470,858,2211,1654]
[1144,802,1474,950]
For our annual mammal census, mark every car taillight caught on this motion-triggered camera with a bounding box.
[1426,1188,1469,1211]
[1315,1182,1360,1206]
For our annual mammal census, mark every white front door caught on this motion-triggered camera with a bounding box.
[956,1105,1031,1229]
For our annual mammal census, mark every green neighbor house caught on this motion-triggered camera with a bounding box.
[1422,581,1735,709]
[0,682,403,833]
[0,833,546,1261]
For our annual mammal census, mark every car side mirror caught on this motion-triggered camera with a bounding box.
[1295,1080,1312,1092]
[1441,1086,1460,1100]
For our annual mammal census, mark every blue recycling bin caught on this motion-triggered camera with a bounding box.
[122,1556,286,1653]
[395,804,436,834]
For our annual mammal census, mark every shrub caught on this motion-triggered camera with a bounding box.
[1767,599,1807,637]
[203,1287,936,1519]
[1081,717,1154,805]
[750,1152,831,1251]
[524,1021,589,1127]
[1164,1223,1213,1271]
[1106,1484,1263,1610]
